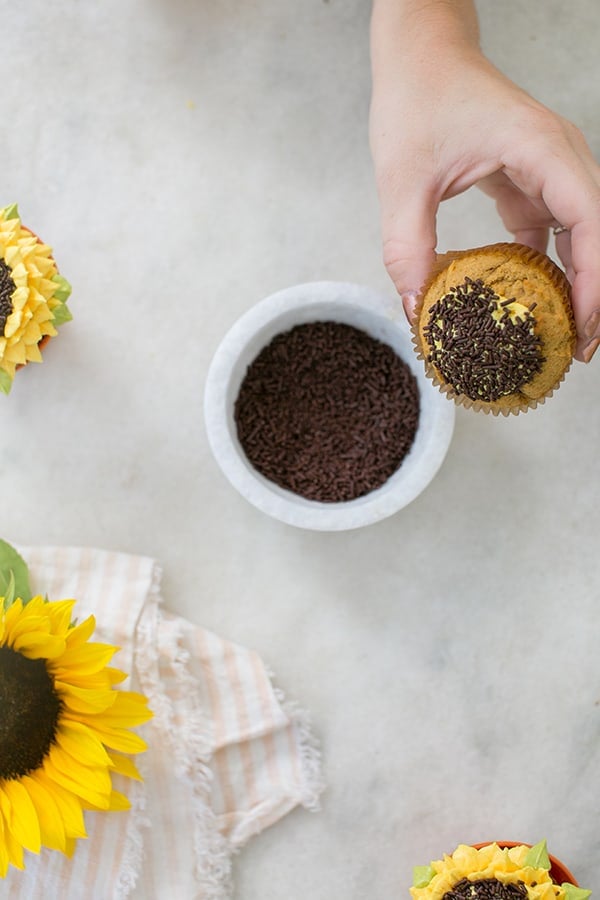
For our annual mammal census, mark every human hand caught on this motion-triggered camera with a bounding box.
[370,15,600,362]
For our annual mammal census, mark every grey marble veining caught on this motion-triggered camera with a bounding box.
[1,1,599,896]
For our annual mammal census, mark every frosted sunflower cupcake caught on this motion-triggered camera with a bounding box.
[413,243,576,415]
[0,203,72,394]
[411,840,590,900]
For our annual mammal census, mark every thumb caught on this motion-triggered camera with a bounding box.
[379,188,438,321]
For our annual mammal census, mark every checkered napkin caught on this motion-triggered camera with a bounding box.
[3,546,324,899]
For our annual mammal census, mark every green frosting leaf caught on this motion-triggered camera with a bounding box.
[0,540,31,606]
[413,866,436,888]
[2,203,19,220]
[524,839,551,869]
[562,884,592,900]
[0,368,13,395]
[51,302,73,326]
[51,274,72,303]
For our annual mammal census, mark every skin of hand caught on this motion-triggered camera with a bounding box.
[369,1,600,362]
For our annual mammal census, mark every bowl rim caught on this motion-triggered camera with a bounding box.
[204,280,456,530]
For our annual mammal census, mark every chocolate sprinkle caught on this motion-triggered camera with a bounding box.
[0,258,15,336]
[444,879,528,900]
[234,321,420,502]
[423,277,544,402]
[0,645,63,779]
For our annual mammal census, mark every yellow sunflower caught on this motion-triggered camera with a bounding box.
[0,593,152,877]
[0,203,72,394]
[411,842,591,900]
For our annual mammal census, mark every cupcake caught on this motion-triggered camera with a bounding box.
[0,203,72,394]
[413,243,576,415]
[411,840,590,900]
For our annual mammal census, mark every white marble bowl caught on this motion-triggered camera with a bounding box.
[204,281,455,531]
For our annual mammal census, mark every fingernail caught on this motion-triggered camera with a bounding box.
[400,290,419,321]
[584,308,600,339]
[582,337,600,364]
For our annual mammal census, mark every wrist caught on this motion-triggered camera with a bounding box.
[371,0,481,79]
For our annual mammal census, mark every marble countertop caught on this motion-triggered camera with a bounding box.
[2,0,600,896]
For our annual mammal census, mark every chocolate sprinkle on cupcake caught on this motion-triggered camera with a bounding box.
[423,277,544,402]
[444,879,528,900]
[234,321,420,503]
[0,259,15,335]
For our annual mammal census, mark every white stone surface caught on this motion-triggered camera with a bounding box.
[1,0,599,896]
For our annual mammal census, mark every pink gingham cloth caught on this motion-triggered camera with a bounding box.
[3,546,324,899]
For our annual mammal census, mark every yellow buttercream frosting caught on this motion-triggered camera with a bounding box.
[411,843,567,900]
[489,295,533,326]
[0,204,71,391]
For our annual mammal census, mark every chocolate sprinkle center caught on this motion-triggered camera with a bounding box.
[0,258,16,335]
[234,321,420,503]
[444,879,529,900]
[0,645,63,779]
[423,277,544,402]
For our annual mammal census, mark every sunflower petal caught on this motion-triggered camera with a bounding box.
[64,614,96,648]
[103,691,153,725]
[6,613,47,641]
[2,598,24,631]
[2,818,25,871]
[1,779,41,854]
[107,790,131,811]
[107,752,143,782]
[12,631,66,659]
[54,680,117,714]
[53,668,113,691]
[54,641,117,675]
[47,744,112,798]
[21,776,66,852]
[34,770,87,840]
[63,837,77,858]
[72,721,148,755]
[43,754,112,810]
[44,599,77,634]
[0,813,10,877]
[106,666,129,685]
[55,720,112,768]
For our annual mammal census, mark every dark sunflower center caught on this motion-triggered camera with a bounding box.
[0,258,16,336]
[0,645,63,779]
[423,277,545,402]
[443,878,528,900]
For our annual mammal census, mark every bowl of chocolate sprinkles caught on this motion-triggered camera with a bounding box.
[204,281,455,530]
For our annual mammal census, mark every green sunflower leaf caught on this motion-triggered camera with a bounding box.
[3,570,15,607]
[524,839,550,869]
[0,540,32,605]
[51,302,73,326]
[562,884,592,900]
[412,866,435,888]
[0,368,13,395]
